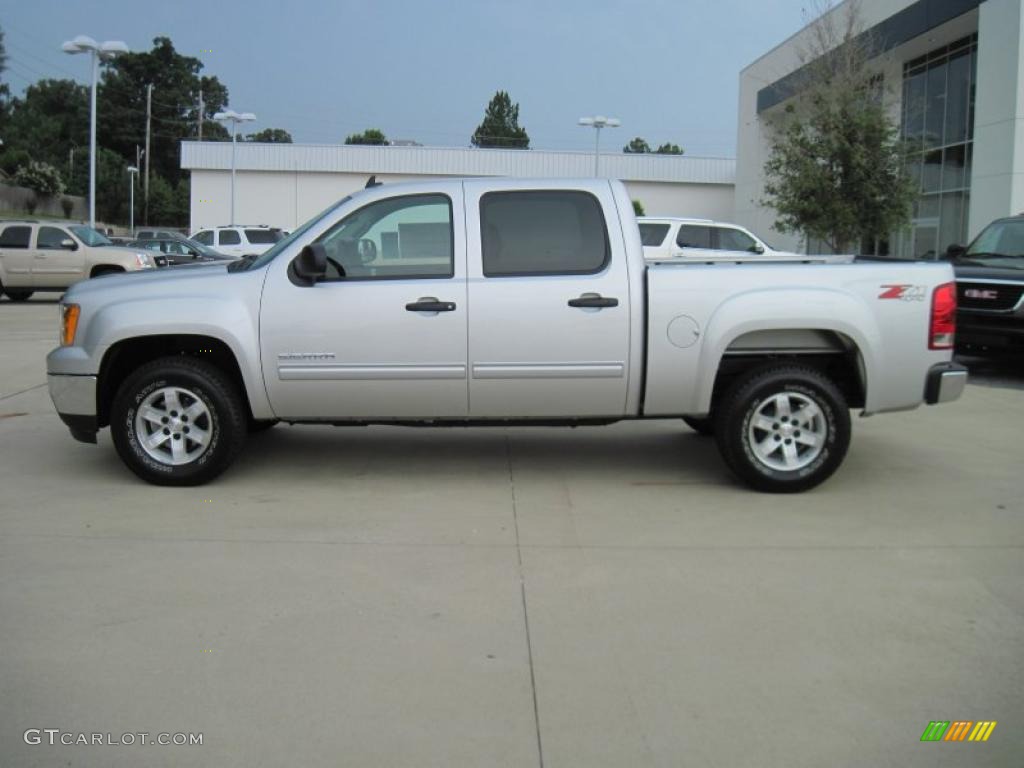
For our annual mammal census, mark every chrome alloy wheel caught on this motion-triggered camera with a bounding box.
[134,386,213,466]
[747,391,827,472]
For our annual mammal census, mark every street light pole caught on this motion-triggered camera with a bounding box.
[126,166,138,237]
[62,35,128,231]
[578,115,621,177]
[214,110,256,226]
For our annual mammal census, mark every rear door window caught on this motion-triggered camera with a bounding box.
[676,225,712,249]
[0,225,32,248]
[193,230,214,245]
[480,190,608,276]
[219,230,241,246]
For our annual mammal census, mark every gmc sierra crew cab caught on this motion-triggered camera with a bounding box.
[47,178,967,492]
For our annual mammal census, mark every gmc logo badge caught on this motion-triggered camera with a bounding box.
[964,289,999,300]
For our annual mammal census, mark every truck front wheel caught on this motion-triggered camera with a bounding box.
[110,357,247,486]
[714,365,850,493]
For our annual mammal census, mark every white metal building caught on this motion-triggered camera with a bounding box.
[736,0,1024,257]
[182,142,736,233]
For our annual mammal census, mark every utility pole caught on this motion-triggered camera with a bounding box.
[144,83,152,225]
[198,88,204,140]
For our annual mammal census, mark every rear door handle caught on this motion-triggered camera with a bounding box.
[406,298,456,312]
[568,294,618,308]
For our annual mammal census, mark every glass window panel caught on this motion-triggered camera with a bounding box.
[968,48,977,141]
[903,72,925,141]
[945,50,970,144]
[676,225,712,249]
[939,192,966,254]
[924,64,946,148]
[638,223,670,246]
[37,226,70,249]
[922,150,943,193]
[716,227,758,252]
[905,154,923,193]
[942,144,966,190]
[913,225,938,260]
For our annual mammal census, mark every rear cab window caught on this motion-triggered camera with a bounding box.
[639,223,670,246]
[480,190,609,276]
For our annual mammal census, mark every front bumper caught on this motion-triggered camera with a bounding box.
[48,373,98,443]
[924,362,968,405]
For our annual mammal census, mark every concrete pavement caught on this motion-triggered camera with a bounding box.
[1,296,1022,767]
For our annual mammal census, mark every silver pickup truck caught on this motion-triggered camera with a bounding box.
[47,178,967,492]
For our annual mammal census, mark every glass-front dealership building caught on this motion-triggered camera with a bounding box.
[735,0,1024,256]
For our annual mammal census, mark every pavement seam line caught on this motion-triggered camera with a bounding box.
[506,432,545,768]
[0,382,47,401]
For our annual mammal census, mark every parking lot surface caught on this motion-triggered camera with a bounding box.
[1,296,1022,767]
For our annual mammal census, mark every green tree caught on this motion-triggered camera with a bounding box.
[247,128,293,143]
[761,4,914,252]
[632,199,645,216]
[1,79,89,180]
[0,25,10,131]
[655,143,684,155]
[98,37,230,186]
[471,91,529,149]
[14,160,65,197]
[623,137,651,153]
[344,128,388,145]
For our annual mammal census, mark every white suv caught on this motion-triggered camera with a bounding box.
[637,217,804,261]
[190,225,285,257]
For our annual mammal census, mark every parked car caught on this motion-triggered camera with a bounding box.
[48,178,965,491]
[135,229,187,240]
[132,238,235,266]
[189,225,285,257]
[945,214,1024,355]
[638,216,845,263]
[0,220,165,300]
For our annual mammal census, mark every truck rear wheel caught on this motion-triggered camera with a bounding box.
[714,364,850,493]
[110,357,247,486]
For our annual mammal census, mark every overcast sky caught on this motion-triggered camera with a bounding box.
[2,0,809,157]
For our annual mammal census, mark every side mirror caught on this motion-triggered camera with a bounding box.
[945,243,966,259]
[751,244,765,254]
[61,238,77,250]
[292,243,327,286]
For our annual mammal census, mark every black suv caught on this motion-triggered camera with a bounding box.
[946,215,1024,355]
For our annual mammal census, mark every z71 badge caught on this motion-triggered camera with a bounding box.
[878,284,926,301]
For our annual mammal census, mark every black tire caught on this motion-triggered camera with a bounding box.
[110,356,247,486]
[714,364,850,493]
[248,418,278,433]
[682,415,714,436]
[4,289,34,301]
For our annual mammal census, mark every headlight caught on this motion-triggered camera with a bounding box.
[134,252,156,269]
[61,303,81,346]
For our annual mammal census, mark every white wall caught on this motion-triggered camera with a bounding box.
[970,0,1024,237]
[190,171,735,232]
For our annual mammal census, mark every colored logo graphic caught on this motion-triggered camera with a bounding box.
[921,721,997,742]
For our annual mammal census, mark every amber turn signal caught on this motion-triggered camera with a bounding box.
[61,304,80,346]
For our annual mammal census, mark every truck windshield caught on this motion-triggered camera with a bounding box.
[69,226,112,246]
[230,197,352,272]
[963,219,1024,268]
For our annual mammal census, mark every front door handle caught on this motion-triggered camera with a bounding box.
[406,298,456,312]
[568,294,618,309]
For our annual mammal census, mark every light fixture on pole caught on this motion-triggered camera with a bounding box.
[578,115,620,177]
[213,109,256,225]
[126,165,138,237]
[62,35,129,231]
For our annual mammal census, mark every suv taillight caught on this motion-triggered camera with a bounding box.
[929,282,956,350]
